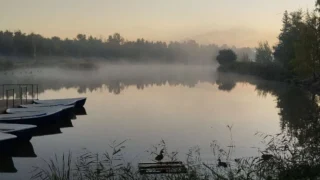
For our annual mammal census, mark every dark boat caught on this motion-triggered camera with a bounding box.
[0,110,61,126]
[0,124,36,141]
[74,107,87,115]
[7,105,74,120]
[33,97,87,108]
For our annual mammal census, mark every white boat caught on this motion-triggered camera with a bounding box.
[0,124,36,141]
[0,111,60,126]
[33,97,86,108]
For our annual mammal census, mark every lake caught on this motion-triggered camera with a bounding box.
[0,64,314,180]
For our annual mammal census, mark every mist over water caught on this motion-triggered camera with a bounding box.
[0,63,309,180]
[0,63,219,95]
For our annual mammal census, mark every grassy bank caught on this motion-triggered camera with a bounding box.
[217,62,292,82]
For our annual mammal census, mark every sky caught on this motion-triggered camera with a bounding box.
[0,0,316,47]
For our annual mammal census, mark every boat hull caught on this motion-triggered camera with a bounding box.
[0,124,37,141]
[33,97,87,108]
[8,105,74,120]
[0,111,61,126]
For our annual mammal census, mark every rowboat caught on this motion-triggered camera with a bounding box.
[0,124,36,141]
[0,110,60,126]
[33,97,87,108]
[7,105,73,114]
[7,105,74,120]
[20,103,75,108]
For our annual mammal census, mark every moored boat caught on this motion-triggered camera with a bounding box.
[33,97,86,108]
[7,105,74,120]
[20,103,75,108]
[0,111,60,126]
[0,124,37,141]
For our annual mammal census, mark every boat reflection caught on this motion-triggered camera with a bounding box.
[74,107,87,116]
[0,155,17,173]
[9,141,36,158]
[57,118,73,128]
[0,106,85,174]
[31,125,62,137]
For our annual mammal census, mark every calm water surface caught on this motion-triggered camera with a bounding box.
[0,65,307,179]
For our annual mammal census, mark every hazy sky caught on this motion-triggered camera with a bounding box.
[0,0,315,47]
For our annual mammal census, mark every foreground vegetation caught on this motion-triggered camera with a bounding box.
[31,130,320,180]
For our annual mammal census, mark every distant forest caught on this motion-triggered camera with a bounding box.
[0,30,254,63]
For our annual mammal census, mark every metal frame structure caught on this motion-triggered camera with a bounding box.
[5,89,15,108]
[1,84,38,100]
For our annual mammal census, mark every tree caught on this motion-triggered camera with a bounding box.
[216,49,237,65]
[316,0,320,11]
[292,11,320,79]
[107,33,124,45]
[239,53,251,62]
[255,41,273,63]
[273,10,303,69]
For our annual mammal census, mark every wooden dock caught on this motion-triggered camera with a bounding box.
[138,162,187,174]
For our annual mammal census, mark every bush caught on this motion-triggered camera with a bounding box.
[216,49,237,65]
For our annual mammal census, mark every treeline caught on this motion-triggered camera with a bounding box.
[217,0,320,82]
[0,30,254,63]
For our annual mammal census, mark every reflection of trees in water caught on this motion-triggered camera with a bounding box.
[215,73,236,92]
[214,72,320,149]
[226,73,320,148]
[215,72,320,178]
[0,66,217,96]
[254,82,320,146]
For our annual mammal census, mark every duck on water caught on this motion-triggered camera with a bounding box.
[155,149,164,162]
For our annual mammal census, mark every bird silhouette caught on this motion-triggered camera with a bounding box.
[218,158,228,168]
[155,149,164,162]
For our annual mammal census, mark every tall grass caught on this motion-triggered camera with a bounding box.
[31,130,320,180]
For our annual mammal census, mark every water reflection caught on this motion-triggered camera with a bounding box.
[1,66,320,179]
[0,65,217,96]
[74,107,87,116]
[9,141,36,158]
[31,125,62,137]
[3,66,320,146]
[0,155,17,173]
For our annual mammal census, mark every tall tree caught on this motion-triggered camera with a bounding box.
[255,41,273,63]
[274,10,303,69]
[292,11,320,79]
